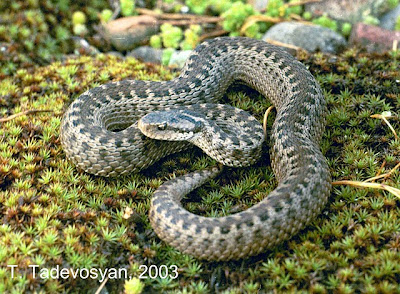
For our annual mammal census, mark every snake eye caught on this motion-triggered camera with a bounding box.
[157,123,167,130]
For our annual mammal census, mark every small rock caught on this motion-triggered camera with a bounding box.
[350,23,400,53]
[380,4,400,30]
[127,46,163,64]
[168,50,192,68]
[72,37,100,55]
[262,22,346,54]
[251,0,269,12]
[107,51,125,58]
[305,0,392,24]
[104,15,159,51]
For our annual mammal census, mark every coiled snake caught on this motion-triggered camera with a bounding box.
[60,37,331,261]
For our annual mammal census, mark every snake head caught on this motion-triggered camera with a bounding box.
[138,109,204,141]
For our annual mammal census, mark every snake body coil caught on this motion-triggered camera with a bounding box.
[61,37,331,260]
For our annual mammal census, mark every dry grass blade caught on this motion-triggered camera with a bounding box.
[264,38,302,51]
[370,113,398,139]
[94,276,108,294]
[0,109,53,123]
[364,162,400,183]
[332,180,400,199]
[333,160,400,199]
[263,106,275,137]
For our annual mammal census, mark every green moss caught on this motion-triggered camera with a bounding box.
[149,35,162,49]
[0,0,109,69]
[185,0,210,15]
[125,277,145,294]
[265,0,302,18]
[395,16,400,31]
[72,11,87,25]
[100,9,113,23]
[160,24,183,49]
[363,15,380,26]
[0,45,400,293]
[120,0,136,16]
[312,13,338,31]
[222,2,256,34]
[341,22,352,37]
[181,25,202,50]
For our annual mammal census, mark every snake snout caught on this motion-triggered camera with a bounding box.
[138,110,203,142]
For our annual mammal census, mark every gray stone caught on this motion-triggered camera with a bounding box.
[380,4,400,30]
[168,50,192,68]
[128,48,192,67]
[107,51,124,58]
[252,0,269,12]
[72,36,100,55]
[262,22,347,54]
[127,46,163,64]
[305,0,393,24]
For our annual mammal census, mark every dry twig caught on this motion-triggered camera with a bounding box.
[240,15,284,34]
[137,8,221,24]
[198,29,229,42]
[264,38,302,51]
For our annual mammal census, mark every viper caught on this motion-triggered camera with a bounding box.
[60,37,331,261]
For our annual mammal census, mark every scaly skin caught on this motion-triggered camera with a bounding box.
[60,37,331,260]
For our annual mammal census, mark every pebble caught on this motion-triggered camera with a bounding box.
[349,23,400,53]
[103,15,159,51]
[168,50,192,68]
[106,51,125,58]
[72,37,100,55]
[127,48,192,67]
[127,46,163,64]
[262,22,346,54]
[252,0,269,12]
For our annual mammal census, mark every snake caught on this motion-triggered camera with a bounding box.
[60,37,331,261]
